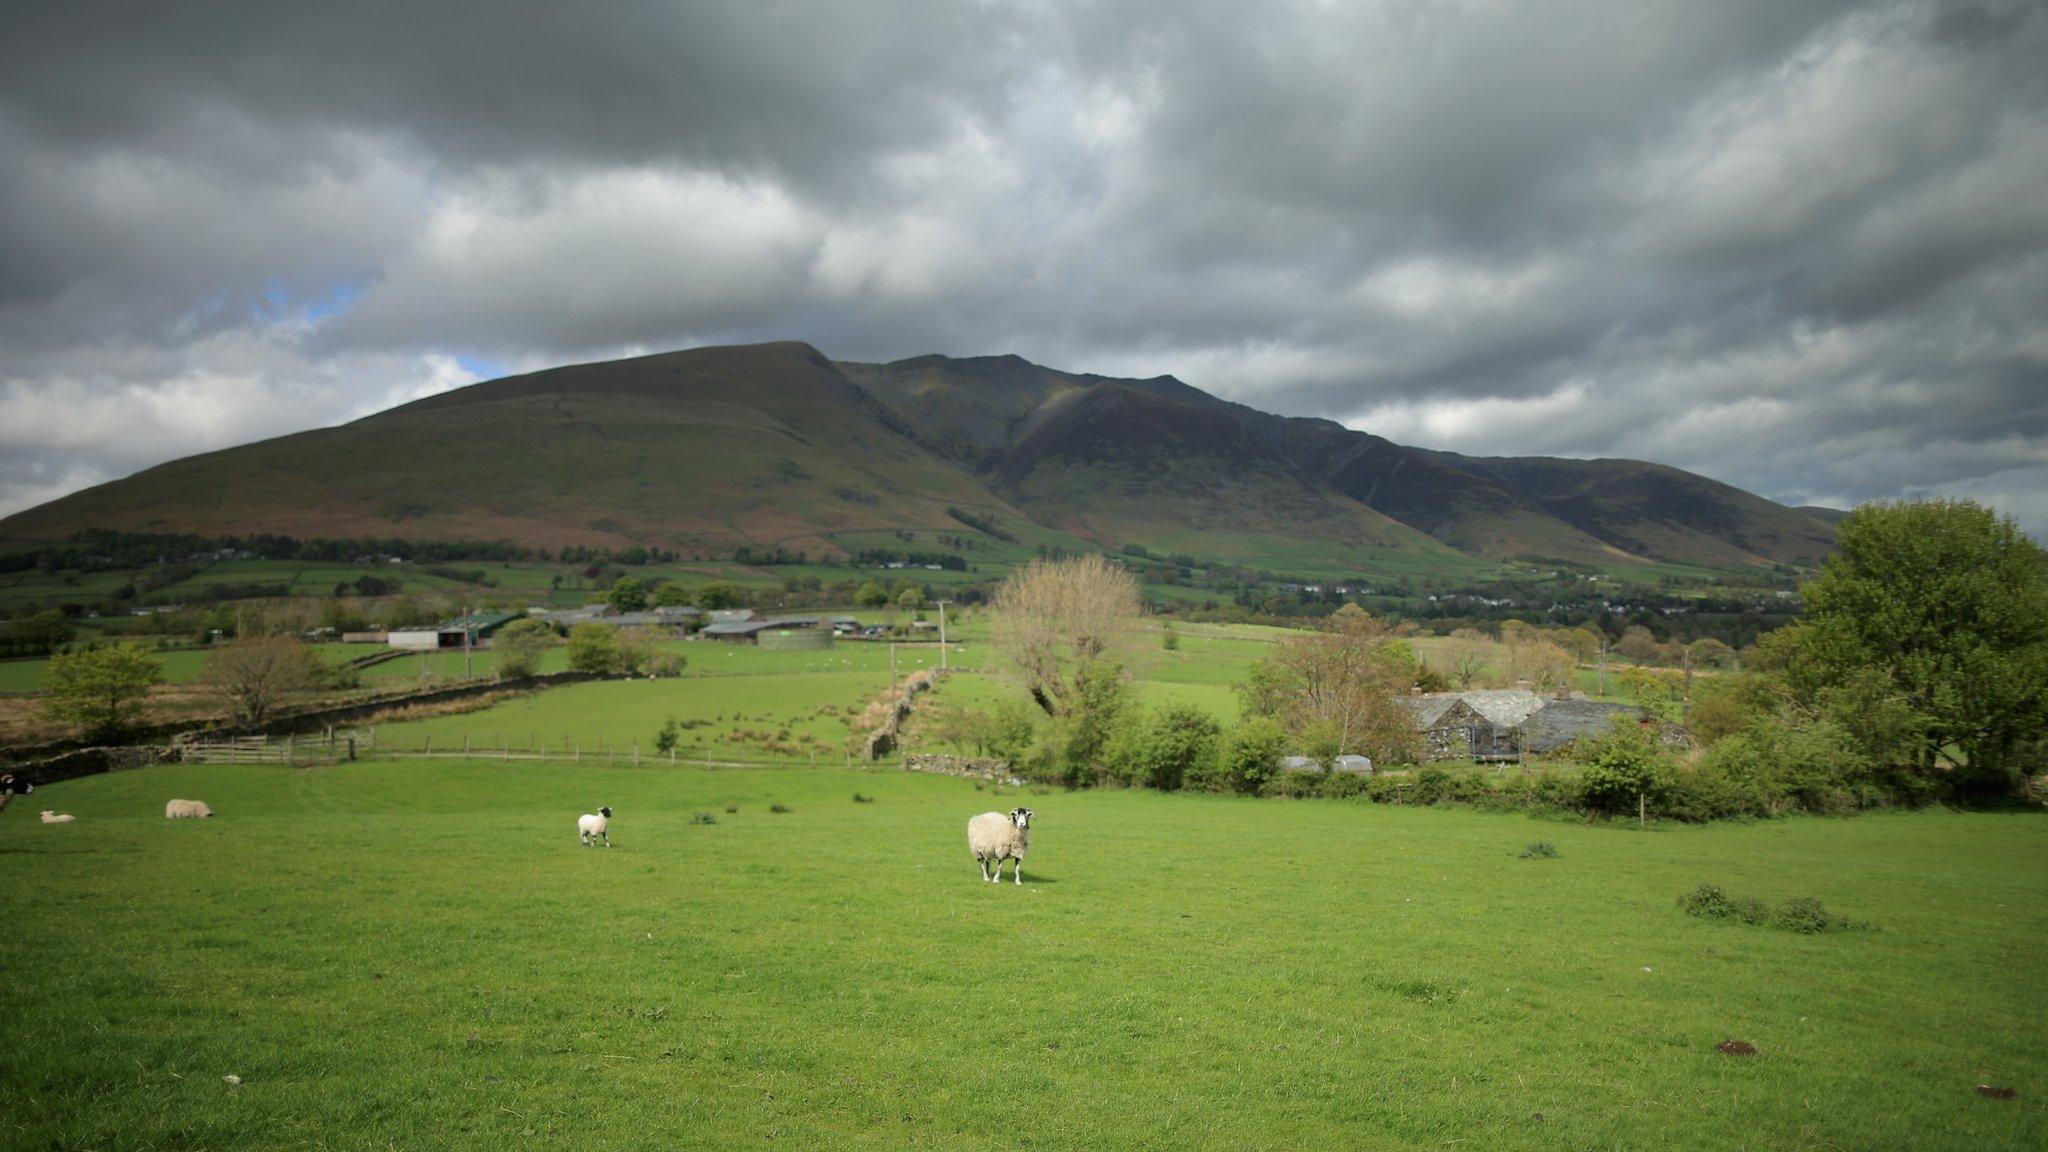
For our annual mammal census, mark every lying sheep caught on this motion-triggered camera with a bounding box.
[39,811,75,824]
[968,807,1032,884]
[578,805,613,847]
[165,799,214,820]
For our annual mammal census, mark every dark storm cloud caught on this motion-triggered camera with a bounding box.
[2,0,2044,532]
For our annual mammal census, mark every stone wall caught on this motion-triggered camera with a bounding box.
[903,753,1014,780]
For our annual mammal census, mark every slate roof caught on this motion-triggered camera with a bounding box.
[1521,700,1643,753]
[701,619,777,636]
[1398,689,1546,729]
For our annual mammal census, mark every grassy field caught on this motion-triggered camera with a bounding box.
[1,761,2041,1150]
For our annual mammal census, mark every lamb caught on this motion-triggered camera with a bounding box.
[967,807,1032,884]
[164,799,214,819]
[578,806,613,847]
[39,811,75,824]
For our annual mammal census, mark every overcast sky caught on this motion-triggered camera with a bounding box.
[3,0,2045,534]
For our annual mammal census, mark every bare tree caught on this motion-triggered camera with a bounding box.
[1242,605,1421,764]
[993,553,1141,716]
[1508,639,1578,695]
[202,636,322,726]
[1440,628,1493,689]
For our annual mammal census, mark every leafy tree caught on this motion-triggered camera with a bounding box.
[1579,718,1666,815]
[1687,637,1737,669]
[986,700,1038,765]
[654,717,679,754]
[44,642,163,737]
[607,576,649,613]
[1508,639,1577,694]
[1201,716,1288,795]
[200,636,321,726]
[1059,658,1133,784]
[1161,624,1180,652]
[1106,705,1221,791]
[1615,625,1662,664]
[492,617,556,679]
[1439,628,1492,689]
[696,581,744,610]
[896,586,923,613]
[1776,499,2048,790]
[855,582,890,609]
[651,580,692,607]
[566,623,623,673]
[3,609,74,658]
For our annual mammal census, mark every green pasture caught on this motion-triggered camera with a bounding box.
[3,762,2040,1150]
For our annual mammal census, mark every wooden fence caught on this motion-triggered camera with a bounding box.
[180,728,374,765]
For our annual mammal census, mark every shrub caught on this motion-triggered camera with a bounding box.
[1679,884,1868,932]
[1580,720,1667,814]
[724,804,739,814]
[1105,705,1221,791]
[565,623,622,673]
[852,793,875,804]
[654,717,678,754]
[1518,842,1558,859]
[1197,717,1288,795]
[689,811,717,825]
[769,803,792,814]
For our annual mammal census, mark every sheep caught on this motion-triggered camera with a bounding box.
[967,807,1033,884]
[39,811,75,824]
[578,805,613,847]
[165,799,214,819]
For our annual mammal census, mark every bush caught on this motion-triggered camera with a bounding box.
[1105,705,1220,792]
[1580,720,1667,814]
[1679,884,1868,932]
[769,803,792,814]
[1518,842,1558,859]
[690,811,718,825]
[654,717,678,754]
[1197,717,1288,795]
[853,793,875,804]
[565,623,622,673]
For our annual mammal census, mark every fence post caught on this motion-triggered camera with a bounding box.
[575,744,581,762]
[633,738,640,766]
[425,735,432,756]
[286,733,294,765]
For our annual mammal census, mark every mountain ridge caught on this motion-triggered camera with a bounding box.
[0,341,1836,574]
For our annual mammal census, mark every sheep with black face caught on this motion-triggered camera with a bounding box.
[578,806,613,847]
[967,807,1033,884]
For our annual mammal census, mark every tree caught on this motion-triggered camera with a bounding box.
[1508,639,1577,695]
[566,623,622,673]
[607,576,649,614]
[1240,606,1420,764]
[44,643,163,737]
[1580,718,1666,817]
[1778,499,2048,787]
[696,581,743,610]
[652,580,692,608]
[896,586,923,613]
[1439,629,1493,690]
[1558,627,1603,665]
[1059,659,1133,785]
[1201,717,1288,795]
[201,636,320,726]
[993,554,1141,717]
[856,582,890,609]
[1687,637,1737,669]
[492,617,556,679]
[1106,705,1220,791]
[1615,625,1662,664]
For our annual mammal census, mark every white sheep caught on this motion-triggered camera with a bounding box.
[165,799,213,819]
[578,805,613,847]
[39,810,75,824]
[967,807,1033,884]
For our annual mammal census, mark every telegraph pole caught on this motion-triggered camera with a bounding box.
[935,599,951,671]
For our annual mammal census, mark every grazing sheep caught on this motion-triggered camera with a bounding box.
[578,806,613,847]
[39,811,75,824]
[967,807,1033,884]
[165,799,213,820]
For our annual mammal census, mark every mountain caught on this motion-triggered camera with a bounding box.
[0,341,1838,574]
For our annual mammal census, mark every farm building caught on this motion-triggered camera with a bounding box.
[700,619,777,644]
[758,626,834,651]
[706,609,756,626]
[1520,699,1646,754]
[1397,689,1546,761]
[387,612,520,651]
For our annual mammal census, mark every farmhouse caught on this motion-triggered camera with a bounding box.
[387,611,520,651]
[1397,688,1546,761]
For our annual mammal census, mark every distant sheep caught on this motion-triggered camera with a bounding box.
[578,806,613,847]
[967,807,1033,884]
[165,799,214,820]
[39,811,75,824]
